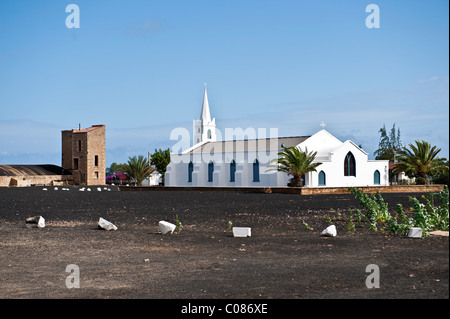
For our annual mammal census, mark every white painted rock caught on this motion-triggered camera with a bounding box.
[233,227,252,237]
[321,225,337,237]
[408,227,422,238]
[98,217,118,231]
[159,221,176,234]
[26,216,45,228]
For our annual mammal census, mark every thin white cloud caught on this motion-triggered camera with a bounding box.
[418,76,439,83]
[124,19,167,38]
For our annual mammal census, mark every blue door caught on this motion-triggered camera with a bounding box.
[318,171,326,186]
[374,170,380,185]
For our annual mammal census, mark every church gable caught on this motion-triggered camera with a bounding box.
[297,129,343,157]
[331,140,368,161]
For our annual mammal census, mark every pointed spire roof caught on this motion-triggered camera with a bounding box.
[200,83,211,123]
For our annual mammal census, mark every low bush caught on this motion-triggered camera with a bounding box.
[349,185,449,237]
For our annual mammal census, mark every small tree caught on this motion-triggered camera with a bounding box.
[106,162,127,176]
[150,148,171,184]
[374,123,402,162]
[432,160,449,185]
[267,146,322,187]
[124,155,154,186]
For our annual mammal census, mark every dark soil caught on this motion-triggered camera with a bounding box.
[0,187,448,300]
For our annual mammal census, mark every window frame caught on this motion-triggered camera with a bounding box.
[344,152,356,177]
[253,159,260,182]
[208,161,214,182]
[318,170,326,186]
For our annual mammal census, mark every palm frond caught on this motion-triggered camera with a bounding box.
[266,146,322,187]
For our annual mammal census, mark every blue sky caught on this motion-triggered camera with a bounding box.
[0,0,448,166]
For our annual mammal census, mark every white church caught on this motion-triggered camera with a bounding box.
[165,86,389,188]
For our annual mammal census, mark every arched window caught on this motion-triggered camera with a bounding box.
[208,161,214,182]
[253,159,260,182]
[318,171,326,186]
[344,152,356,176]
[230,160,236,182]
[207,129,212,139]
[374,170,380,185]
[188,162,193,182]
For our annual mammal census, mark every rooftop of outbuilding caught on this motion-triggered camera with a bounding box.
[0,165,71,176]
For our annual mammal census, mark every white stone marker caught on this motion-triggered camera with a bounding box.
[321,225,337,237]
[159,221,176,234]
[98,217,118,231]
[233,227,251,237]
[26,216,45,228]
[408,227,422,238]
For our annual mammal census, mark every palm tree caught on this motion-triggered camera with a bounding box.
[267,146,322,187]
[123,155,155,186]
[393,140,447,185]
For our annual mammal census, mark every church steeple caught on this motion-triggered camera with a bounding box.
[193,83,216,145]
[200,83,211,123]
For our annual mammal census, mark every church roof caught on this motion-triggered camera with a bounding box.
[0,165,71,176]
[186,136,310,154]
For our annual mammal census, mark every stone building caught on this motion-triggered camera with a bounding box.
[62,124,106,185]
[0,165,72,187]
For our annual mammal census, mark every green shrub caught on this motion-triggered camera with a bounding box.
[350,185,449,237]
[349,188,391,232]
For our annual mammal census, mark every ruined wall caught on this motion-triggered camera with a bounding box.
[0,175,71,187]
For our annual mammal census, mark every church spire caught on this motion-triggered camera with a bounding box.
[200,83,211,123]
[193,83,216,145]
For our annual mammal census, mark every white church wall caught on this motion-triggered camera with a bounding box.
[212,162,223,187]
[166,137,389,188]
[306,141,389,187]
[166,157,183,186]
[165,161,176,186]
[193,162,205,186]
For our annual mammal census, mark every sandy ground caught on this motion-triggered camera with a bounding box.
[0,187,448,302]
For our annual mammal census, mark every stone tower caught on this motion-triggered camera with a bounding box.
[62,124,106,185]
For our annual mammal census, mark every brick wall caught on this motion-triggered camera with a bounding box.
[86,125,105,186]
[61,124,105,185]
